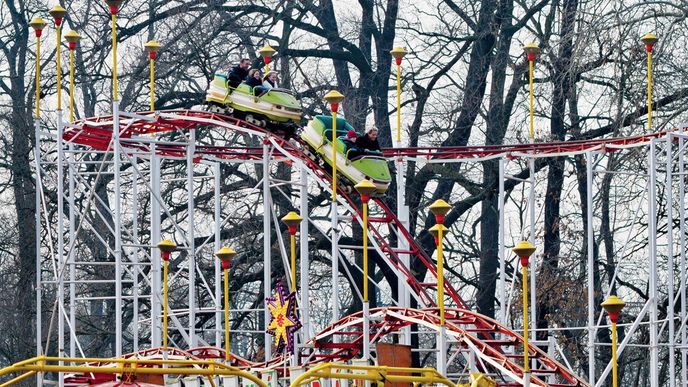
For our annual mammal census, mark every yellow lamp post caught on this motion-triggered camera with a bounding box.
[144,40,162,112]
[65,31,81,123]
[523,42,540,141]
[215,246,237,363]
[640,33,658,132]
[29,17,47,119]
[258,43,276,74]
[49,5,67,111]
[157,239,177,350]
[513,240,536,386]
[282,212,303,292]
[105,0,123,101]
[428,199,451,325]
[324,90,345,201]
[390,47,407,144]
[355,179,377,360]
[602,295,626,387]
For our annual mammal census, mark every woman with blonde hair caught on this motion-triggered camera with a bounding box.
[262,71,279,90]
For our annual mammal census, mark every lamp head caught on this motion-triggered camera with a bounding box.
[49,5,68,26]
[512,240,536,267]
[429,223,449,245]
[355,179,377,203]
[144,40,161,59]
[640,33,658,53]
[215,246,237,270]
[29,17,47,37]
[390,47,407,65]
[523,42,540,61]
[258,43,276,64]
[65,30,81,50]
[324,90,345,112]
[281,211,303,235]
[105,0,123,15]
[157,239,177,261]
[429,199,452,224]
[601,295,625,323]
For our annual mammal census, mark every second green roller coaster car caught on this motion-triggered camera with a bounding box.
[300,115,391,195]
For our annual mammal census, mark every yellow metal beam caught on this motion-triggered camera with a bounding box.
[289,362,457,387]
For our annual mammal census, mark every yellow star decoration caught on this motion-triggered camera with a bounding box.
[267,295,295,347]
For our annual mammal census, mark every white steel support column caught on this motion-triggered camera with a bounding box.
[528,145,536,341]
[68,142,76,358]
[437,326,447,375]
[263,143,272,361]
[56,112,65,386]
[666,134,676,387]
[680,136,687,386]
[299,166,310,354]
[331,200,339,325]
[586,151,595,386]
[396,157,410,345]
[35,118,43,387]
[498,157,506,324]
[113,101,123,357]
[649,139,659,387]
[132,155,140,351]
[150,144,162,347]
[214,163,222,348]
[187,129,197,347]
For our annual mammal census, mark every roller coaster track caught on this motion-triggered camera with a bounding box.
[60,108,678,386]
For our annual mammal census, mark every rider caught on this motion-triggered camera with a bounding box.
[355,127,381,153]
[262,71,278,90]
[227,58,251,89]
[246,69,266,95]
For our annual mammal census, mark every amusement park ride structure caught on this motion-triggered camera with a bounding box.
[4,3,685,387]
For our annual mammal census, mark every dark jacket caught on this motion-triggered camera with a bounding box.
[227,65,249,88]
[355,134,381,152]
[246,76,263,89]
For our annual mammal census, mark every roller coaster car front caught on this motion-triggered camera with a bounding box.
[300,115,391,195]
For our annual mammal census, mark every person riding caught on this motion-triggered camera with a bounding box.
[340,130,363,159]
[355,127,382,153]
[262,71,278,90]
[245,69,267,96]
[227,58,250,89]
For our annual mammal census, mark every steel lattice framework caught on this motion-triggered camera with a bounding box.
[35,109,688,386]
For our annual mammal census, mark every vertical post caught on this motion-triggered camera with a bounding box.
[390,47,406,144]
[498,157,506,324]
[150,145,162,347]
[666,134,676,387]
[108,2,119,101]
[144,40,161,112]
[113,100,123,358]
[355,180,376,361]
[214,163,222,348]
[680,136,687,386]
[187,129,196,347]
[602,295,625,387]
[586,150,595,385]
[131,155,139,351]
[523,42,540,344]
[65,31,80,123]
[299,166,310,351]
[282,211,302,366]
[68,142,76,359]
[215,247,236,363]
[649,139,659,387]
[429,199,451,375]
[30,21,46,381]
[640,34,658,132]
[396,157,411,344]
[158,240,177,352]
[263,142,272,361]
[513,241,536,387]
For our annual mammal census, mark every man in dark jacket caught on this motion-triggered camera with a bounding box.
[355,127,382,153]
[227,58,251,89]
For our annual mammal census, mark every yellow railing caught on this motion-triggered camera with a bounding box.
[0,355,267,387]
[290,362,457,387]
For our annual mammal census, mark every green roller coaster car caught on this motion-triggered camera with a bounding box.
[301,115,391,194]
[205,73,302,130]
